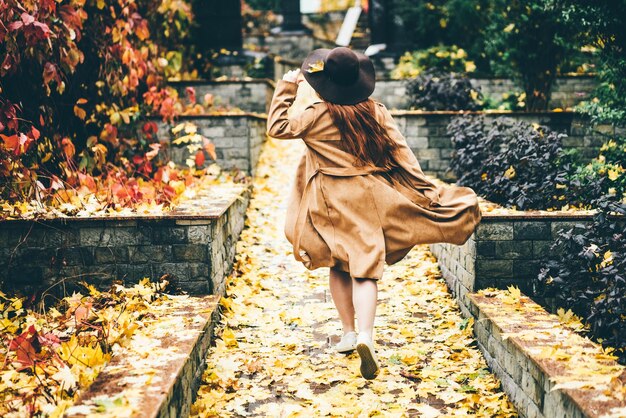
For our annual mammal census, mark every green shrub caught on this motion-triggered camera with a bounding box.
[388,0,492,72]
[564,137,626,207]
[481,92,527,111]
[484,0,577,111]
[406,71,483,111]
[558,0,626,125]
[391,45,476,79]
[447,115,577,210]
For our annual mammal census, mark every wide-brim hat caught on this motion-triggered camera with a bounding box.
[301,47,376,105]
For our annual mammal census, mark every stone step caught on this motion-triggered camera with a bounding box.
[468,290,626,418]
[65,295,220,418]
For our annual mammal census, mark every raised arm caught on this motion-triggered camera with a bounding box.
[267,80,319,139]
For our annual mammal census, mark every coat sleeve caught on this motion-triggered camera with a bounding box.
[267,80,319,139]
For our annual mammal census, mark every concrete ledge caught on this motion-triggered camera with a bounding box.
[468,290,626,418]
[0,185,250,296]
[155,113,268,176]
[430,208,625,315]
[66,295,220,418]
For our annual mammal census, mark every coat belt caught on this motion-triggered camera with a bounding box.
[292,165,387,264]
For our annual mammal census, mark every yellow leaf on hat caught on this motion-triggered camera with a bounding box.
[306,60,324,74]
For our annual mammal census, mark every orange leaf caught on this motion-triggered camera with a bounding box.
[0,134,19,153]
[61,137,75,159]
[203,139,217,161]
[195,150,205,168]
[74,105,87,120]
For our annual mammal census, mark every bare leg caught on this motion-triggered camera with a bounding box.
[329,267,355,334]
[352,278,378,339]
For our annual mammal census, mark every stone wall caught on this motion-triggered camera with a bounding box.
[245,33,335,61]
[468,292,625,418]
[392,111,605,181]
[67,295,220,418]
[0,187,250,296]
[430,213,626,316]
[156,114,267,176]
[373,76,597,110]
[169,79,274,114]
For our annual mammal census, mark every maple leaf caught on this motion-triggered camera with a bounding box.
[52,366,78,392]
[194,150,205,168]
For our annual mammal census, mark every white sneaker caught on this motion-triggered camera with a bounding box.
[356,333,380,379]
[334,331,357,353]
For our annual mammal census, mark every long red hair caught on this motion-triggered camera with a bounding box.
[325,99,399,170]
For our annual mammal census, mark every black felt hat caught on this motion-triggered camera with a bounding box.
[301,47,376,105]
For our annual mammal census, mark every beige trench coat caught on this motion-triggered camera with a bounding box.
[267,80,482,280]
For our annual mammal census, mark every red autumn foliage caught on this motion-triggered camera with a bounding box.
[0,0,217,213]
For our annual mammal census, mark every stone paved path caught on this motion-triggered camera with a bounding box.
[190,137,517,417]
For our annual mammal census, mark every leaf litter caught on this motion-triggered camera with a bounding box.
[191,137,517,417]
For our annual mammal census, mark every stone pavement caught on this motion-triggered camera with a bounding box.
[190,137,518,417]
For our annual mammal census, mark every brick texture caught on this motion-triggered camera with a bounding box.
[0,189,250,297]
[156,115,267,176]
[430,216,626,314]
[394,111,604,182]
[170,80,274,114]
[373,77,597,110]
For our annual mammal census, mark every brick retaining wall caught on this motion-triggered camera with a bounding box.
[169,79,274,114]
[391,111,606,181]
[67,295,221,418]
[468,291,626,418]
[0,185,250,296]
[374,76,597,110]
[430,211,625,317]
[156,113,267,176]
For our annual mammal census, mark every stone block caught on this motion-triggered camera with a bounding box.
[80,228,106,246]
[513,221,551,240]
[118,264,153,283]
[532,240,553,258]
[476,259,514,280]
[414,148,441,159]
[153,263,189,281]
[153,227,188,244]
[94,247,129,264]
[428,136,452,149]
[495,240,533,259]
[561,136,584,148]
[173,244,207,262]
[476,241,496,258]
[58,247,95,266]
[224,126,248,137]
[189,262,210,279]
[223,149,249,159]
[512,260,542,281]
[521,371,544,408]
[128,245,172,263]
[427,160,450,171]
[551,221,586,239]
[502,348,523,384]
[440,148,453,158]
[407,136,429,149]
[475,223,514,240]
[180,280,210,294]
[187,225,213,244]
